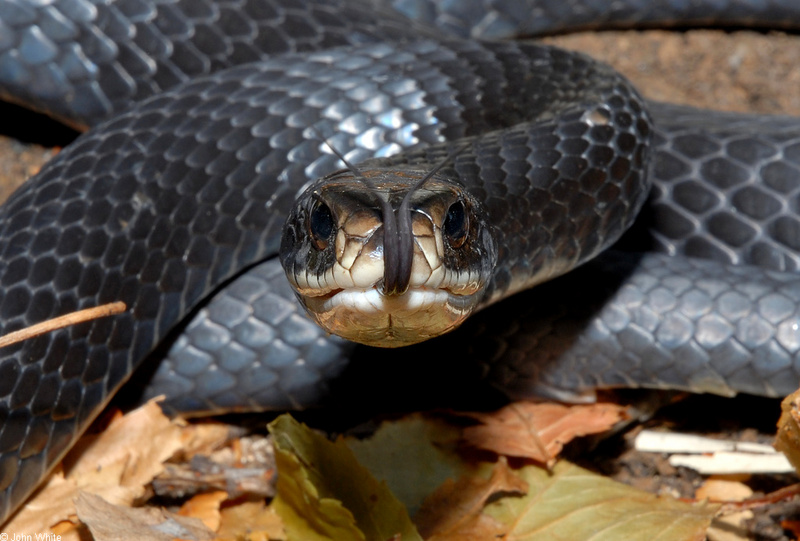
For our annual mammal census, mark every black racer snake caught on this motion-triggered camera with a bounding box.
[2,0,800,524]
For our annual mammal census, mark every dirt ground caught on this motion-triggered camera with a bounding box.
[547,29,800,115]
[2,28,800,539]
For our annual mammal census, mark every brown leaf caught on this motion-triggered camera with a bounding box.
[178,490,229,531]
[414,457,527,540]
[51,518,87,541]
[462,402,628,465]
[3,471,79,535]
[178,422,241,459]
[696,478,752,502]
[775,390,800,473]
[65,399,185,497]
[75,491,215,541]
[3,399,185,533]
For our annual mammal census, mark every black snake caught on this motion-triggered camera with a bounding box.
[1,0,800,525]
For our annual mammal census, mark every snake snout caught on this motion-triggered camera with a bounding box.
[279,168,497,347]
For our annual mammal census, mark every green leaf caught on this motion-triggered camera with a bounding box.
[268,414,423,541]
[486,461,717,541]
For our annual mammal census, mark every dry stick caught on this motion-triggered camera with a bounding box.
[716,482,800,514]
[0,301,127,349]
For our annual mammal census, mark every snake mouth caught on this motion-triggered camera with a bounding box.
[305,284,481,308]
[298,285,484,347]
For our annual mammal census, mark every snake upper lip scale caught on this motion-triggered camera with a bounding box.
[1,0,800,527]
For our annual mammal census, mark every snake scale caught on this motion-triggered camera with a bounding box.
[1,0,800,524]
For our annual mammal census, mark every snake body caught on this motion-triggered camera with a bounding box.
[1,0,800,524]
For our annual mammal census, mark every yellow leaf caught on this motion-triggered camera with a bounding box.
[268,415,422,541]
[218,499,286,540]
[487,461,717,541]
[346,413,466,516]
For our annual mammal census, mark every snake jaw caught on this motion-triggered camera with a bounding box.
[280,168,497,347]
[285,237,487,347]
[299,286,484,347]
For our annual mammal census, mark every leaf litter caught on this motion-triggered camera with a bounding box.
[267,410,717,540]
[14,392,800,540]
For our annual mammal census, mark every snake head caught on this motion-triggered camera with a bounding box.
[279,167,497,348]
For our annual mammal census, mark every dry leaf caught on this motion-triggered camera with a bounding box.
[783,518,800,539]
[415,457,527,540]
[3,471,80,534]
[50,518,89,541]
[178,422,241,458]
[3,399,185,533]
[218,499,286,540]
[1,400,247,534]
[178,490,229,531]
[697,479,753,541]
[462,402,628,465]
[774,390,800,473]
[65,400,184,499]
[487,461,717,540]
[696,478,753,502]
[76,491,215,541]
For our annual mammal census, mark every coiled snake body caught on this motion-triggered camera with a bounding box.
[1,0,800,524]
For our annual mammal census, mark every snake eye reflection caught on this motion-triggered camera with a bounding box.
[309,201,335,250]
[443,200,468,248]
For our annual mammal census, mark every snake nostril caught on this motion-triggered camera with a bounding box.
[309,200,335,250]
[443,200,468,248]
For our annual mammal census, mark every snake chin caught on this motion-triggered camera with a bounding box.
[297,286,483,347]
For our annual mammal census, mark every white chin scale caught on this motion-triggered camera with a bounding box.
[300,287,480,348]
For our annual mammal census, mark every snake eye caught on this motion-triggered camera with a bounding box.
[443,200,468,248]
[309,200,335,250]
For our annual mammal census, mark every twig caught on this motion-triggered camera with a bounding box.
[0,301,127,349]
[717,482,800,514]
